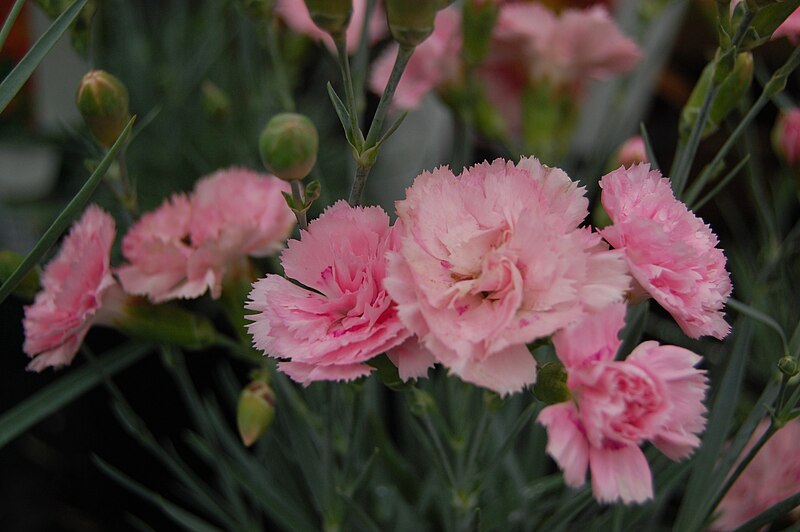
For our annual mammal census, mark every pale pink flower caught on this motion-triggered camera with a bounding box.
[538,303,708,504]
[715,419,800,530]
[276,0,386,53]
[615,135,648,167]
[118,168,294,302]
[599,164,732,339]
[246,201,433,385]
[774,108,800,165]
[369,7,462,109]
[23,205,120,371]
[385,158,631,396]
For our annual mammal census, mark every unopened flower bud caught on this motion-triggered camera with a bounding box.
[259,113,319,181]
[533,362,571,405]
[76,70,131,148]
[385,0,439,47]
[201,80,231,122]
[237,378,276,447]
[778,356,799,378]
[772,108,800,166]
[304,0,353,37]
[615,135,648,167]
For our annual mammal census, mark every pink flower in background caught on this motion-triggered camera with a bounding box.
[385,158,630,395]
[23,206,119,371]
[615,135,648,167]
[369,8,462,109]
[600,164,732,339]
[539,303,708,504]
[247,201,432,385]
[773,8,800,44]
[118,168,294,302]
[276,0,386,53]
[715,419,800,530]
[773,108,800,165]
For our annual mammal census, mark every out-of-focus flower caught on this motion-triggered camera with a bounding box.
[118,168,294,302]
[276,0,386,52]
[385,158,630,396]
[773,8,800,44]
[369,7,462,109]
[23,206,120,371]
[247,201,433,385]
[599,164,732,339]
[715,419,800,530]
[539,303,708,504]
[773,108,800,166]
[615,135,648,167]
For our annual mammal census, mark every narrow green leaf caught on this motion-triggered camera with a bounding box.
[728,298,790,355]
[326,82,357,149]
[731,490,800,532]
[0,116,135,305]
[0,342,150,449]
[375,111,408,149]
[0,0,88,114]
[93,456,224,532]
[688,155,749,210]
[618,301,649,360]
[0,0,26,53]
[639,123,660,171]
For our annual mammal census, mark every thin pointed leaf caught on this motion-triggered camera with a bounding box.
[0,342,150,449]
[375,111,408,149]
[732,490,800,531]
[0,116,136,304]
[728,298,789,354]
[326,82,358,148]
[639,123,660,171]
[0,0,25,52]
[0,0,88,113]
[93,456,223,532]
[689,155,749,209]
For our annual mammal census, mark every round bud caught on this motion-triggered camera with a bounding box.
[237,379,276,447]
[76,70,131,148]
[259,113,319,181]
[385,0,439,47]
[304,0,353,37]
[778,356,799,378]
[533,362,571,405]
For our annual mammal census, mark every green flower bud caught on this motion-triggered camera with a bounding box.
[112,297,217,350]
[237,379,276,447]
[76,70,132,148]
[201,80,231,122]
[0,251,40,301]
[304,0,353,37]
[259,113,319,181]
[778,356,799,378]
[385,0,440,47]
[742,0,799,50]
[533,362,571,405]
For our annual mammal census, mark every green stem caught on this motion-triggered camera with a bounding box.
[348,163,370,206]
[291,180,308,230]
[364,44,414,148]
[116,149,138,214]
[266,18,295,112]
[0,0,25,53]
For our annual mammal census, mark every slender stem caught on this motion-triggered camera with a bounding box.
[291,180,308,230]
[364,44,414,148]
[421,409,458,487]
[710,423,777,515]
[266,18,295,112]
[0,0,25,53]
[335,35,360,140]
[348,163,370,206]
[116,149,138,214]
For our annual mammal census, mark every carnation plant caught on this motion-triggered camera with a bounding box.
[2,0,800,530]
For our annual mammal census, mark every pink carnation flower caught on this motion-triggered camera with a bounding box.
[773,8,800,44]
[774,108,800,165]
[118,168,294,302]
[385,158,631,396]
[539,303,708,504]
[715,419,800,530]
[615,135,648,167]
[246,201,433,385]
[369,7,462,110]
[599,164,732,339]
[23,205,120,371]
[276,0,386,53]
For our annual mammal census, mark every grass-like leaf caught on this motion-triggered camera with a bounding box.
[0,0,88,114]
[731,490,800,532]
[0,116,135,305]
[0,342,150,449]
[0,0,25,53]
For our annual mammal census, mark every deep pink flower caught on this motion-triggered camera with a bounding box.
[276,0,387,53]
[369,7,462,110]
[539,303,708,504]
[385,158,630,395]
[246,201,432,385]
[774,108,800,165]
[118,168,294,302]
[23,205,120,371]
[599,164,732,339]
[715,419,800,530]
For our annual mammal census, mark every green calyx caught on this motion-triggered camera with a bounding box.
[259,113,319,182]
